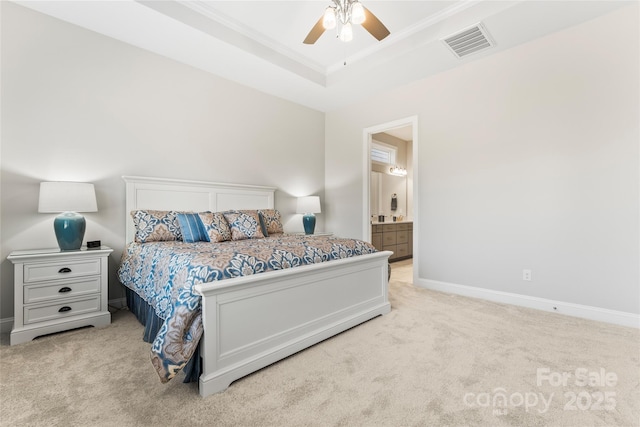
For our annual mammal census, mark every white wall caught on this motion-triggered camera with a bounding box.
[0,3,325,321]
[326,5,639,316]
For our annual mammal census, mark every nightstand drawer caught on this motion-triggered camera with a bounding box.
[24,295,101,325]
[24,259,101,283]
[24,277,101,304]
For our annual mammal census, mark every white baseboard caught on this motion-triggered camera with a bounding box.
[4,287,637,332]
[1,297,128,334]
[417,278,640,329]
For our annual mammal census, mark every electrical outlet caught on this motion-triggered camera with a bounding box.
[523,269,532,281]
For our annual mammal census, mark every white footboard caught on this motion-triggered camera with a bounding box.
[194,251,392,397]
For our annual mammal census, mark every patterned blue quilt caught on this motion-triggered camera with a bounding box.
[117,234,377,382]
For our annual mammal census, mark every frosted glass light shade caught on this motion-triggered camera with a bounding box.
[323,6,336,29]
[296,196,321,214]
[351,2,365,25]
[339,22,353,42]
[38,182,97,213]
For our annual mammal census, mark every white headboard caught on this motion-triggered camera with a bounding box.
[123,176,276,243]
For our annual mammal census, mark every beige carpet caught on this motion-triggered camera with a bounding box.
[1,260,638,427]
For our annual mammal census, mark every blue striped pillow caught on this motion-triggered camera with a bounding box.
[176,213,210,243]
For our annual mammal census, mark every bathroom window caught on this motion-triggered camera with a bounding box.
[371,141,397,165]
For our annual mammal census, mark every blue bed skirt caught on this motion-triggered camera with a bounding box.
[125,287,200,383]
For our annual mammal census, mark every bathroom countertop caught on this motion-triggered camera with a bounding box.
[371,220,413,225]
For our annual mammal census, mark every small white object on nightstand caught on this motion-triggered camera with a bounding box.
[8,246,113,345]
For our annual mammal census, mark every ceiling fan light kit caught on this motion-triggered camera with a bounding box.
[351,2,366,25]
[339,22,353,42]
[323,6,337,30]
[304,0,390,45]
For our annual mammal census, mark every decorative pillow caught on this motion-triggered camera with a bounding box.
[198,212,232,243]
[258,209,284,237]
[222,210,265,241]
[176,213,209,243]
[131,210,182,243]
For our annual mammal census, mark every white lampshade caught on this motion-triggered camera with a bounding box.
[296,196,321,214]
[38,182,98,213]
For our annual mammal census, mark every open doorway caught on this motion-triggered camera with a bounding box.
[362,116,418,281]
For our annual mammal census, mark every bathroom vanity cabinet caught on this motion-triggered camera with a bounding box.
[371,222,412,262]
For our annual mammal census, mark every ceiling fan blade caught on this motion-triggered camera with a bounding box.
[362,7,390,41]
[303,16,326,44]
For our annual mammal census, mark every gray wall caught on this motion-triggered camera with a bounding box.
[325,5,639,314]
[0,3,325,321]
[1,2,638,326]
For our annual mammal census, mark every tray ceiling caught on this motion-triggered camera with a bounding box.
[15,1,631,111]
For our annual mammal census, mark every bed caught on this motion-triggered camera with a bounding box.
[119,176,392,397]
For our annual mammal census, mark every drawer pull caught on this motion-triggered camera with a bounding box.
[58,267,72,274]
[58,306,72,313]
[58,287,72,293]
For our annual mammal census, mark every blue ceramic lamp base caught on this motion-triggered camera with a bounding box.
[54,212,86,251]
[302,214,316,235]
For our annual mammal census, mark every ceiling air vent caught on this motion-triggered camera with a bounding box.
[442,23,494,59]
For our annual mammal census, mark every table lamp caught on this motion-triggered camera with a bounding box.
[296,196,321,235]
[38,182,98,251]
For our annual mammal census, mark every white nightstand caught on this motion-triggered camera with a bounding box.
[8,246,113,345]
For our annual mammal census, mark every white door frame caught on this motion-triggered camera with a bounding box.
[362,116,419,276]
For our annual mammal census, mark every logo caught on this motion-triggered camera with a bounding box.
[463,367,617,416]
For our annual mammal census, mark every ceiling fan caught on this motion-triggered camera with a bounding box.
[303,0,390,44]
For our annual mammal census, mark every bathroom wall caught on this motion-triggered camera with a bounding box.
[371,133,412,221]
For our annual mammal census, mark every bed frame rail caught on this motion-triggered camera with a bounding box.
[195,251,391,397]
